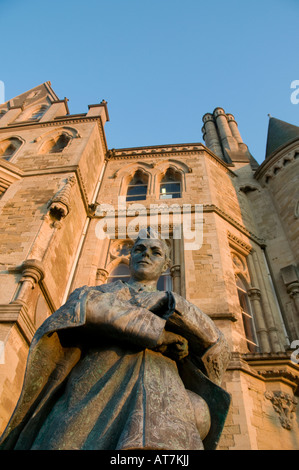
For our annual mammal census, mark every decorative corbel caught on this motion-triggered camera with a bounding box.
[47,175,76,221]
[265,391,298,430]
[106,149,115,160]
[247,287,262,301]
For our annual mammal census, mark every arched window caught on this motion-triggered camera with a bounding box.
[0,137,22,160]
[40,134,71,154]
[107,264,130,284]
[126,170,148,202]
[160,168,181,199]
[237,277,259,353]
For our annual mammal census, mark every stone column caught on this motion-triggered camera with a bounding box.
[247,287,271,353]
[247,253,272,352]
[14,259,45,306]
[288,282,299,314]
[170,265,181,294]
[251,250,283,352]
[285,282,299,339]
[281,266,299,327]
[170,238,182,294]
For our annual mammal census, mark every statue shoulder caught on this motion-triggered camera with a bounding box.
[92,280,128,294]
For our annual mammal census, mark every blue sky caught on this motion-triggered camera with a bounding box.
[1,0,299,164]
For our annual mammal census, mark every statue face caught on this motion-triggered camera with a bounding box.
[129,238,169,282]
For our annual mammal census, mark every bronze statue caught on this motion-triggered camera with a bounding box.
[0,231,231,450]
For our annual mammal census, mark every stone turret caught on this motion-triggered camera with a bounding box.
[265,117,299,159]
[202,107,254,165]
[201,113,224,159]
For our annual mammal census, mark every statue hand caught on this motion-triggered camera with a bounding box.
[155,330,189,361]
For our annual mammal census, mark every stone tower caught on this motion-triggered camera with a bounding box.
[0,85,298,449]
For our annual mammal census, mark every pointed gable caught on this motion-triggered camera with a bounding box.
[266,117,299,159]
[0,82,59,113]
[11,82,58,107]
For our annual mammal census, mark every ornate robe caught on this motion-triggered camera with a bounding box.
[0,281,231,450]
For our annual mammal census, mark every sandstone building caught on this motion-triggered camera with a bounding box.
[0,82,298,449]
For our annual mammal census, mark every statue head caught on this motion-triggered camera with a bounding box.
[129,228,171,284]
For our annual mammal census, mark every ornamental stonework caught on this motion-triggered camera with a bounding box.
[265,391,298,430]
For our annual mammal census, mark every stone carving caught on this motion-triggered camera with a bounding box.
[0,229,231,450]
[47,175,76,220]
[265,391,298,430]
[95,268,109,284]
[170,264,180,278]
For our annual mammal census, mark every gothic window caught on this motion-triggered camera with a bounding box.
[40,134,71,154]
[14,104,48,123]
[107,264,130,284]
[157,268,172,291]
[160,168,181,199]
[0,137,22,160]
[126,171,148,202]
[237,277,259,353]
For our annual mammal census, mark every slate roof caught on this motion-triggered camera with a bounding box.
[266,117,299,159]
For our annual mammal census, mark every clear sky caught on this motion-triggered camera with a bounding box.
[1,0,299,164]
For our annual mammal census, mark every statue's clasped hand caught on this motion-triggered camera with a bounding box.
[155,330,189,361]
